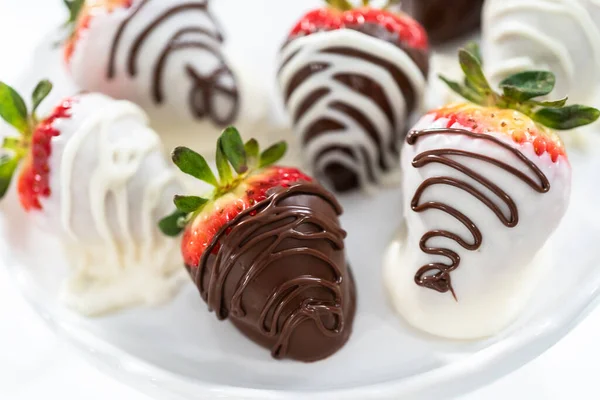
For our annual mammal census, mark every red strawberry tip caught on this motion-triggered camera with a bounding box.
[289,0,428,50]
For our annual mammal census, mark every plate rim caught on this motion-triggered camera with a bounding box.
[6,247,600,400]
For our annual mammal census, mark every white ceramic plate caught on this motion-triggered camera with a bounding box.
[3,1,600,399]
[2,138,600,400]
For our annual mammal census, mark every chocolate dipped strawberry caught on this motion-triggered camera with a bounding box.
[278,0,429,192]
[61,0,265,155]
[384,46,599,339]
[0,80,183,316]
[160,128,356,362]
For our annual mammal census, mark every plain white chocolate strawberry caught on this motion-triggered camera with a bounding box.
[0,81,184,316]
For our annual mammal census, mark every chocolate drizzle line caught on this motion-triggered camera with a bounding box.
[107,0,239,125]
[191,183,348,359]
[406,128,550,298]
[279,25,428,191]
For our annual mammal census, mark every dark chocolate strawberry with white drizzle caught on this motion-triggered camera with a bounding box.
[278,0,429,192]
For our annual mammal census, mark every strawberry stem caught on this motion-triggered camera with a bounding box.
[325,0,354,11]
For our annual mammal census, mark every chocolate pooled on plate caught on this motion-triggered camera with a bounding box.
[160,128,356,362]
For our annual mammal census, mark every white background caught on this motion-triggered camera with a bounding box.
[0,1,599,399]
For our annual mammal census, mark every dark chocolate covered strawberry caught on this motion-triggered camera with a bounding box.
[160,128,356,362]
[278,0,430,192]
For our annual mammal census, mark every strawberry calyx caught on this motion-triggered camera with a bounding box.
[326,0,401,12]
[0,80,53,200]
[62,0,86,32]
[325,0,402,11]
[159,127,290,238]
[61,0,85,61]
[441,43,600,131]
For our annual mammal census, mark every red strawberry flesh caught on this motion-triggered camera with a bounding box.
[289,7,428,50]
[431,103,567,163]
[182,166,312,267]
[17,99,74,211]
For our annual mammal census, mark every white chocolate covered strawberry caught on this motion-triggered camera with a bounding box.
[385,47,599,339]
[0,81,184,316]
[62,0,266,155]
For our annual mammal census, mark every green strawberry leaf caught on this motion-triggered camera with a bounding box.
[529,97,568,108]
[174,195,208,214]
[464,42,482,65]
[499,71,555,102]
[219,127,247,174]
[0,81,28,134]
[259,141,287,168]
[439,75,483,104]
[63,0,85,25]
[533,105,600,130]
[158,209,188,237]
[0,154,20,199]
[442,47,600,132]
[2,137,21,152]
[172,147,218,187]
[31,80,53,117]
[459,49,492,96]
[244,138,259,168]
[216,139,233,184]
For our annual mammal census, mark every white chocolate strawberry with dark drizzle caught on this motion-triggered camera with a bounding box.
[385,47,599,339]
[62,0,266,155]
[0,80,183,316]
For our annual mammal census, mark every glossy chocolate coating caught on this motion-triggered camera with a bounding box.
[406,128,550,298]
[281,24,429,192]
[187,182,356,362]
[108,0,239,125]
[400,0,484,44]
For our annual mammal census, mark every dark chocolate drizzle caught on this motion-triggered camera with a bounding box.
[189,182,353,360]
[406,128,550,298]
[107,0,239,125]
[280,25,428,192]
